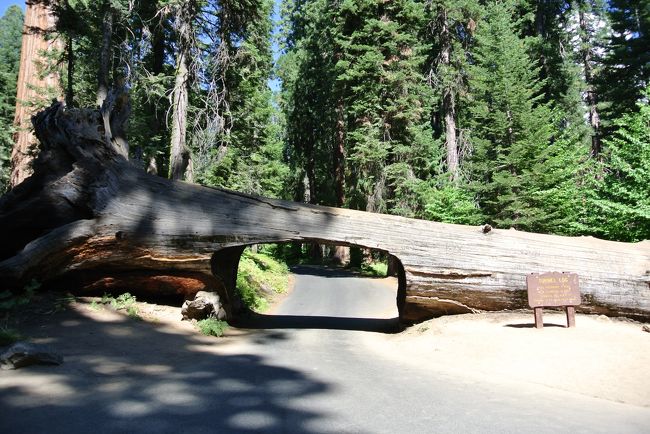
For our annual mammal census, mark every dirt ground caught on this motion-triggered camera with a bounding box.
[3,293,650,409]
[370,310,650,408]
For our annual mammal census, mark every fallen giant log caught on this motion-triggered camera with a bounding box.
[1,101,649,323]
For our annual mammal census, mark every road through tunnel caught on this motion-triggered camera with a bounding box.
[211,243,406,333]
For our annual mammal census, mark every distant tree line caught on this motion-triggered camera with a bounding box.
[0,0,647,242]
[279,0,649,241]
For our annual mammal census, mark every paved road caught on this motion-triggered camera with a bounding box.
[1,266,649,433]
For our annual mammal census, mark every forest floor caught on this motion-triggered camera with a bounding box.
[2,283,650,409]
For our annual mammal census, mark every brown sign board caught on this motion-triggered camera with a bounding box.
[526,272,580,308]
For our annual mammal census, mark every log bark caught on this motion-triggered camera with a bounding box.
[1,102,649,324]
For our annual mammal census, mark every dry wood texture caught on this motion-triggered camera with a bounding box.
[1,102,649,323]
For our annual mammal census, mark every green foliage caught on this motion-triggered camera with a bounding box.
[98,292,141,318]
[0,326,22,346]
[40,0,650,244]
[54,294,76,312]
[99,292,139,317]
[418,178,483,225]
[281,0,437,215]
[126,305,141,320]
[194,0,288,198]
[594,92,650,241]
[360,261,388,278]
[598,0,650,123]
[0,5,23,193]
[196,318,228,337]
[236,248,290,312]
[110,292,137,310]
[466,0,584,233]
[0,280,39,311]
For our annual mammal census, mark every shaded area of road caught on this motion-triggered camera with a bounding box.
[0,307,332,433]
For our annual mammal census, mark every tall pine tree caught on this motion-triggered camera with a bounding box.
[467,0,579,232]
[595,88,650,242]
[599,0,650,123]
[0,5,23,193]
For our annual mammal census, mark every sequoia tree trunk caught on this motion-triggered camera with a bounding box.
[1,100,649,324]
[11,0,60,188]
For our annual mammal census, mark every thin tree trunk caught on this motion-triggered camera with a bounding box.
[439,11,458,179]
[10,0,60,188]
[169,47,190,180]
[332,96,349,265]
[579,6,601,156]
[97,4,113,108]
[334,97,346,207]
[168,4,193,181]
[66,36,74,107]
[443,92,458,179]
[306,153,316,205]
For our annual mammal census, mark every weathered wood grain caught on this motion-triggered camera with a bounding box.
[1,102,649,323]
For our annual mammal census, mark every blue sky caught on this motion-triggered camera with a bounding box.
[1,1,22,16]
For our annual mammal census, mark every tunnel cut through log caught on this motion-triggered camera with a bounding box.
[210,244,407,322]
[1,100,649,324]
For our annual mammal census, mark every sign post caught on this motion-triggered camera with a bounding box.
[526,272,580,329]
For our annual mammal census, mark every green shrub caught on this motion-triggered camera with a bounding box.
[54,294,76,312]
[197,318,228,337]
[0,279,39,311]
[236,249,289,312]
[109,293,137,310]
[126,305,141,320]
[361,262,388,277]
[101,293,140,318]
[0,327,22,346]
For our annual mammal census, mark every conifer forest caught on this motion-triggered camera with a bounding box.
[0,0,648,243]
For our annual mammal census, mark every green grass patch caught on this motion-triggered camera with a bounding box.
[126,305,141,320]
[236,249,290,312]
[110,293,137,310]
[53,294,76,312]
[361,261,388,277]
[0,279,40,311]
[0,327,22,346]
[100,293,140,319]
[346,261,388,277]
[196,318,228,337]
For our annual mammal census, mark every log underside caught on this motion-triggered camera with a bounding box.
[1,102,650,324]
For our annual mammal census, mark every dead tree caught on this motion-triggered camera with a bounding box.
[1,100,649,323]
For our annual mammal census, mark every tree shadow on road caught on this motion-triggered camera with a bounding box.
[236,313,401,334]
[0,305,336,434]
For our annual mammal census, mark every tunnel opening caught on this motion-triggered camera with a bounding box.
[216,242,405,334]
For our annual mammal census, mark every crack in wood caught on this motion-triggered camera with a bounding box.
[407,270,493,279]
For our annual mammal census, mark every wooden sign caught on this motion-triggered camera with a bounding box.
[526,272,580,329]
